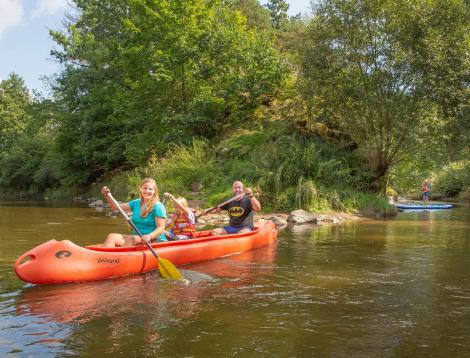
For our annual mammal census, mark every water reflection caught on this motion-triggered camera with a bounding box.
[16,246,276,324]
[6,246,276,355]
[1,202,470,356]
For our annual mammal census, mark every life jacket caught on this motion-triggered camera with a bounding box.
[168,209,196,235]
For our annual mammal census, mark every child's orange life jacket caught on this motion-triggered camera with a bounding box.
[168,209,196,235]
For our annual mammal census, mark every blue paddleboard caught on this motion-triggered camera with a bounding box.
[395,204,453,210]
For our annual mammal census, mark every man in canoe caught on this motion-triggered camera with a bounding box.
[100,178,167,247]
[210,181,261,235]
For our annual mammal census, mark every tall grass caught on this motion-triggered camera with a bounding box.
[143,139,219,194]
[95,124,395,216]
[295,178,317,210]
[211,125,392,215]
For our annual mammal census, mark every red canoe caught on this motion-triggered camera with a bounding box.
[14,220,278,285]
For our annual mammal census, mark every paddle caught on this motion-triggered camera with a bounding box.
[104,190,186,282]
[197,193,245,218]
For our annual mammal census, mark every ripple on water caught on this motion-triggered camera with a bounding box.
[1,205,470,356]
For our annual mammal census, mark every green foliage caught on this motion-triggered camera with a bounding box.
[386,186,398,199]
[143,139,218,194]
[228,0,272,31]
[299,0,470,191]
[0,77,61,193]
[319,187,395,217]
[1,0,465,219]
[350,192,396,217]
[0,73,30,152]
[0,137,49,191]
[256,131,364,193]
[219,129,267,156]
[86,170,141,201]
[126,169,145,200]
[265,0,290,29]
[266,186,297,211]
[459,187,470,201]
[46,0,289,187]
[294,178,317,211]
[433,160,470,197]
[207,124,389,214]
[206,188,235,207]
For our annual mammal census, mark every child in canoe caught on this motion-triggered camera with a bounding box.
[101,178,167,247]
[163,193,196,240]
[421,178,432,205]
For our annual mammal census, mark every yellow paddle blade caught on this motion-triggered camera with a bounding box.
[158,257,187,282]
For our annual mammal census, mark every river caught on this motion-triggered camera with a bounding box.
[0,201,469,356]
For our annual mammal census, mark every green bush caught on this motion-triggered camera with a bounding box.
[265,186,297,212]
[143,139,219,194]
[295,178,318,210]
[433,160,470,197]
[459,187,470,201]
[386,186,398,199]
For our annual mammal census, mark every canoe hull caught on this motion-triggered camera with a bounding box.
[14,220,278,284]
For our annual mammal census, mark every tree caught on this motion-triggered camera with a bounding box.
[0,78,60,191]
[299,0,470,192]
[49,0,289,185]
[0,73,30,154]
[265,0,289,29]
[227,0,272,31]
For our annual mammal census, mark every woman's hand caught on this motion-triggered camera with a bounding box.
[142,234,152,243]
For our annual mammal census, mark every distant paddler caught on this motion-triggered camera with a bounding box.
[421,178,432,206]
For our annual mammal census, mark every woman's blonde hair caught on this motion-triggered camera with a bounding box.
[139,178,159,217]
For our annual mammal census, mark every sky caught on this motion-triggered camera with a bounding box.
[0,0,312,93]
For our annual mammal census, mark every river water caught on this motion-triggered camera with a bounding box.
[0,201,469,356]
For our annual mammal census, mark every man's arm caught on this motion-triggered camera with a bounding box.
[245,187,261,211]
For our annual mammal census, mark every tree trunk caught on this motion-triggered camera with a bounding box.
[375,160,390,195]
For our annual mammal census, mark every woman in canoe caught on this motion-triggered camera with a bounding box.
[101,178,167,247]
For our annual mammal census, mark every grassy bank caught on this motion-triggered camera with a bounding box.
[1,123,396,217]
[75,125,396,218]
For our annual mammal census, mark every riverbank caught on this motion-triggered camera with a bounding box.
[199,210,364,231]
[86,195,367,231]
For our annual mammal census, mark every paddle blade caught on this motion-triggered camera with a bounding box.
[158,257,186,281]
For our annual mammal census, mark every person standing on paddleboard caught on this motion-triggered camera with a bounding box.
[421,178,432,206]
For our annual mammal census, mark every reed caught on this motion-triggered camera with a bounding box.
[295,178,318,211]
